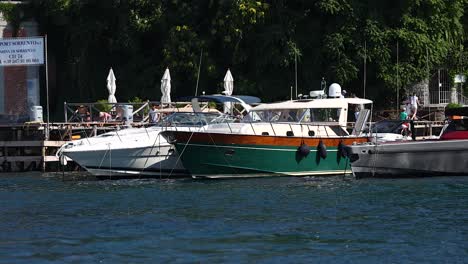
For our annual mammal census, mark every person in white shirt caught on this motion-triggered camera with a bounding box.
[148,104,160,123]
[409,93,420,119]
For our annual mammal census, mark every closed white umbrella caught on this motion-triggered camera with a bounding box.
[161,68,171,103]
[106,68,117,103]
[223,69,234,95]
[223,69,234,114]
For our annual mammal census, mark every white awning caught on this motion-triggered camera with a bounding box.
[252,98,372,111]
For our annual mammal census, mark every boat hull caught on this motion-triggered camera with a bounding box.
[347,139,468,178]
[166,131,369,179]
[63,145,188,178]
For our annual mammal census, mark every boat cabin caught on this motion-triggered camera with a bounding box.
[202,97,372,138]
[440,107,468,140]
[248,98,372,127]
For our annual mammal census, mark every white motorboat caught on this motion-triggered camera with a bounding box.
[346,107,468,178]
[59,95,258,179]
[363,119,415,142]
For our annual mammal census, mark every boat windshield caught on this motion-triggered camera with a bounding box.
[160,112,234,126]
[445,118,468,132]
[367,120,406,133]
[245,108,341,123]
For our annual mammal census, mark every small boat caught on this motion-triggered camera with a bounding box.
[161,84,373,179]
[346,107,468,178]
[58,95,258,179]
[363,119,417,142]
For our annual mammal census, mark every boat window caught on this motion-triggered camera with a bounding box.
[245,110,303,122]
[445,119,468,132]
[369,120,405,133]
[308,108,341,122]
[329,126,349,136]
[96,132,117,137]
[160,112,232,126]
[246,108,341,123]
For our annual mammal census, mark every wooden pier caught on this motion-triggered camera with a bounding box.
[0,121,144,172]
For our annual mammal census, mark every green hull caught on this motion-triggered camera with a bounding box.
[175,142,351,178]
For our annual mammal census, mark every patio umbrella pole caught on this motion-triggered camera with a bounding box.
[195,49,203,96]
[45,34,50,140]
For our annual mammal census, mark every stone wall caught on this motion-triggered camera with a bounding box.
[407,79,429,106]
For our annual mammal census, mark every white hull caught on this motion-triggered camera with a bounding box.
[59,101,257,179]
[64,145,187,178]
[347,139,468,178]
[60,126,190,178]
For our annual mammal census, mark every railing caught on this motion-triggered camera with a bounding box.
[457,92,468,106]
[62,101,229,124]
[63,101,169,123]
[429,91,450,105]
[64,102,144,123]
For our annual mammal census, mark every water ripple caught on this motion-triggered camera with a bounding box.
[0,173,467,263]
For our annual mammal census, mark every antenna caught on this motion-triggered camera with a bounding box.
[45,35,50,140]
[194,49,203,96]
[426,46,430,118]
[363,41,367,98]
[396,41,399,112]
[295,50,298,99]
[426,46,429,79]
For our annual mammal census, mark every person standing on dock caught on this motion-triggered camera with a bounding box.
[409,93,420,120]
[149,104,160,124]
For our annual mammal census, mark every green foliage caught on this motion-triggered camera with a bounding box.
[95,99,112,113]
[0,2,25,32]
[446,103,463,109]
[208,101,217,109]
[21,0,468,114]
[128,96,144,104]
[128,96,149,115]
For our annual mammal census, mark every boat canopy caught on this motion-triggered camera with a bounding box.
[177,95,261,104]
[251,98,372,111]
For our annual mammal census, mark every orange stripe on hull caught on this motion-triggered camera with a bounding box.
[171,131,369,147]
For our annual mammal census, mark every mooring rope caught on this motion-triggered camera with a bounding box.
[109,143,112,179]
[167,129,197,178]
[139,131,162,178]
[371,142,379,177]
[97,143,110,169]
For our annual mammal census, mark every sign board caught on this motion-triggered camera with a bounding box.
[0,37,44,66]
[454,74,466,83]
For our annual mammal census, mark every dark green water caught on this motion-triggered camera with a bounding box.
[0,173,467,263]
